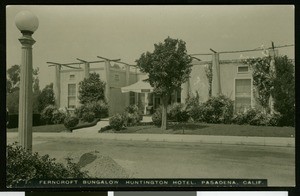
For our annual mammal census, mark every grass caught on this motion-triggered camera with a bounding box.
[7,124,67,133]
[116,122,295,137]
[7,119,100,133]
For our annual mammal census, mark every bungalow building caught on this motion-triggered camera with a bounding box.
[51,50,279,115]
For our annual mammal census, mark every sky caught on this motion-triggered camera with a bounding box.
[6,5,294,88]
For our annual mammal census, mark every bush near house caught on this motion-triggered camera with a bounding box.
[7,143,88,187]
[231,108,280,126]
[109,113,125,131]
[200,95,234,124]
[41,105,66,125]
[51,109,67,124]
[81,111,96,123]
[167,103,189,123]
[64,115,80,130]
[152,107,162,127]
[109,105,143,130]
[75,100,109,122]
[123,105,143,126]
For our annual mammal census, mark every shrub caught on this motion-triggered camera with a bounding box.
[152,107,162,127]
[231,108,276,126]
[64,115,79,130]
[6,143,88,187]
[78,73,106,104]
[123,105,143,126]
[51,110,66,124]
[81,111,96,123]
[75,101,109,121]
[168,103,189,122]
[201,95,234,124]
[41,105,57,124]
[109,113,125,131]
[185,93,203,122]
[188,104,204,122]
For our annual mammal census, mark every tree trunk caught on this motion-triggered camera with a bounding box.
[161,95,168,130]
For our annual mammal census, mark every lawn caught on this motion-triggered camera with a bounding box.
[7,124,67,133]
[116,123,295,137]
[7,119,100,133]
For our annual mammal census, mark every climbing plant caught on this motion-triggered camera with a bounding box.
[204,63,212,98]
[243,56,273,113]
[243,55,295,126]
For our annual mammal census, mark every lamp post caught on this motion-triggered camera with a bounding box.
[15,11,39,152]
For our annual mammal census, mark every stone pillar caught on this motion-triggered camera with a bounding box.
[211,53,221,96]
[84,62,90,78]
[54,64,61,107]
[18,32,35,152]
[104,60,111,103]
[269,49,278,114]
[181,79,190,104]
[125,64,130,106]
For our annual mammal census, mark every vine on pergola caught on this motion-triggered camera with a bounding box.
[242,56,274,113]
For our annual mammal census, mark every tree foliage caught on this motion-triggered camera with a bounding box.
[243,56,273,112]
[6,64,39,93]
[272,56,295,126]
[78,73,106,104]
[6,65,41,114]
[136,37,192,129]
[37,83,55,113]
[6,65,20,93]
[244,55,295,126]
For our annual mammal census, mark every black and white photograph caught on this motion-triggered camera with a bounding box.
[6,5,295,188]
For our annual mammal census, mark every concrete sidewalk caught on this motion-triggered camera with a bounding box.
[7,131,295,147]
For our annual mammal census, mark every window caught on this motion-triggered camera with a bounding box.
[68,84,76,108]
[237,66,249,73]
[130,92,135,105]
[235,79,251,112]
[69,74,75,80]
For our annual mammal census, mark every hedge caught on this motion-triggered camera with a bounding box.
[7,114,46,129]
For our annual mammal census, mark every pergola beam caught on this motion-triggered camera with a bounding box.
[97,56,121,62]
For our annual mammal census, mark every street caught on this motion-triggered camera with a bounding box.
[7,134,295,186]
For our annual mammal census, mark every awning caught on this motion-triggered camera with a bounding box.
[121,79,154,93]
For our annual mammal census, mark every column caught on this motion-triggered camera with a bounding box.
[125,64,130,106]
[269,49,278,114]
[211,53,221,96]
[84,62,90,78]
[18,33,35,152]
[54,64,61,107]
[104,60,111,103]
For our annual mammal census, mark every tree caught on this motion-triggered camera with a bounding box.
[6,65,20,93]
[37,83,55,113]
[6,65,41,113]
[136,37,192,130]
[244,55,295,126]
[272,56,295,126]
[78,72,106,104]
